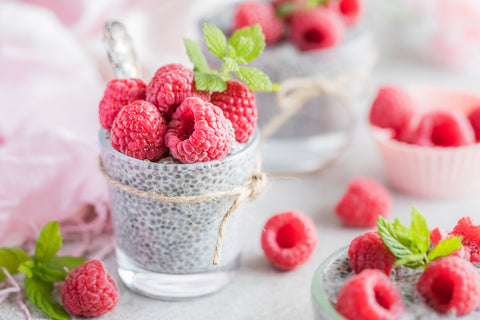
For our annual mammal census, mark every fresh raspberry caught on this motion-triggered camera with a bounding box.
[336,269,406,320]
[451,216,480,263]
[467,106,480,142]
[289,7,344,51]
[165,97,232,163]
[417,256,480,316]
[369,86,415,134]
[146,64,210,122]
[261,210,317,270]
[233,2,284,45]
[99,78,146,130]
[335,177,392,228]
[413,110,475,147]
[210,80,257,143]
[429,227,470,260]
[348,231,396,275]
[110,100,168,161]
[61,260,119,317]
[329,0,363,26]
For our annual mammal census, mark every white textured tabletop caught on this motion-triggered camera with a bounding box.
[3,1,480,319]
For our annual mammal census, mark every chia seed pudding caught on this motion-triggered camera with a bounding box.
[99,128,259,274]
[312,248,480,320]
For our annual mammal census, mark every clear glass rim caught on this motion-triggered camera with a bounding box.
[311,247,348,320]
[99,128,259,168]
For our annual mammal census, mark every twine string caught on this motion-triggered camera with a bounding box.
[99,156,268,265]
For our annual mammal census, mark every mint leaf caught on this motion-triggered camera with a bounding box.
[377,216,412,260]
[18,259,35,278]
[394,253,426,269]
[393,218,413,248]
[427,237,463,262]
[31,264,66,283]
[33,256,87,282]
[229,25,265,63]
[184,38,210,73]
[236,67,273,91]
[0,247,30,281]
[229,36,253,63]
[409,207,430,254]
[47,256,88,271]
[223,57,239,73]
[25,276,70,320]
[34,221,62,263]
[276,2,297,19]
[194,72,226,92]
[204,23,227,59]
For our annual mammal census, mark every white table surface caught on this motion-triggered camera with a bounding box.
[3,7,480,320]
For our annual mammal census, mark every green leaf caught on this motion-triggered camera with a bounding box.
[25,276,70,320]
[194,72,226,92]
[271,83,281,91]
[184,38,210,73]
[377,216,412,260]
[235,67,273,91]
[427,237,463,262]
[18,259,35,278]
[409,207,430,254]
[394,253,426,269]
[393,218,413,249]
[229,36,253,63]
[223,57,239,73]
[203,23,227,59]
[31,264,66,283]
[229,25,265,63]
[34,221,62,263]
[33,256,87,282]
[0,247,30,281]
[47,256,88,271]
[275,2,298,19]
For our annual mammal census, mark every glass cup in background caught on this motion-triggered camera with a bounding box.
[99,129,260,300]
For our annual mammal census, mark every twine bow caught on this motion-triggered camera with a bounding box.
[99,156,268,265]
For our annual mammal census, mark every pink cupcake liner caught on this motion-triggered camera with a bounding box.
[371,87,480,198]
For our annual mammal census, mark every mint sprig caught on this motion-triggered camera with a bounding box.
[377,207,463,269]
[0,221,88,320]
[185,23,278,93]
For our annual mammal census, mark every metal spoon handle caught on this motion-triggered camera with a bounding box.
[103,20,141,79]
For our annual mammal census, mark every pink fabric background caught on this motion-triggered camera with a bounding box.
[0,0,207,246]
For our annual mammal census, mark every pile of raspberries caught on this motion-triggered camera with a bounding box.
[99,64,257,163]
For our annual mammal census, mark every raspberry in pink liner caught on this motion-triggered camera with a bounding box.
[370,86,480,198]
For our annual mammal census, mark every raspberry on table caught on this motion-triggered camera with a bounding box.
[233,1,284,45]
[289,7,344,51]
[110,100,168,161]
[369,86,415,134]
[348,231,396,275]
[61,260,119,317]
[413,110,475,147]
[210,80,257,143]
[165,97,233,163]
[336,0,362,26]
[335,269,406,320]
[99,78,146,130]
[467,106,480,142]
[261,210,317,270]
[417,256,480,316]
[146,64,210,122]
[335,177,392,228]
[451,216,480,263]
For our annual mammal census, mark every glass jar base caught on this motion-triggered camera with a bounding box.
[116,250,240,300]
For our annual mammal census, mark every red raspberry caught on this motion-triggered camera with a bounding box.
[369,86,415,134]
[336,269,405,320]
[289,7,344,51]
[61,260,119,317]
[417,256,480,316]
[233,2,284,45]
[210,80,257,143]
[261,210,317,270]
[452,216,480,263]
[165,97,232,163]
[329,0,363,26]
[99,78,146,130]
[146,64,210,122]
[467,106,480,142]
[413,110,475,147]
[429,227,470,260]
[110,100,168,161]
[348,231,396,275]
[335,177,392,228]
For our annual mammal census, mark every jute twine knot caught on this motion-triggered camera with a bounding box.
[99,156,268,266]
